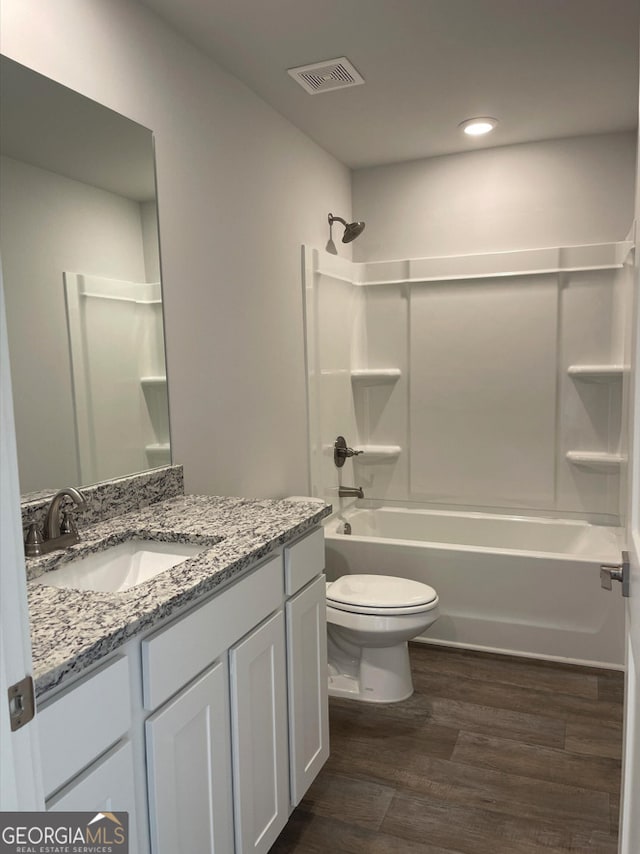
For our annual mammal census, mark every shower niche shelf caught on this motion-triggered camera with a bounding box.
[350,368,401,386]
[565,364,626,476]
[145,442,171,467]
[565,451,626,472]
[141,376,169,467]
[353,445,402,462]
[567,365,627,382]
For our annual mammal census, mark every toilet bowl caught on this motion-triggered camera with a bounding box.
[326,574,439,703]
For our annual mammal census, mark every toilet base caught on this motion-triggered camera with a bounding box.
[328,636,414,703]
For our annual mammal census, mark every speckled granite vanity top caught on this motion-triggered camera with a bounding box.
[26,494,330,697]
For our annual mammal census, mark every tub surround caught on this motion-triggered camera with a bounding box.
[304,242,632,522]
[26,491,331,697]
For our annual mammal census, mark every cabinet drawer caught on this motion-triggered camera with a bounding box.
[142,554,283,710]
[284,527,325,595]
[47,738,137,818]
[38,655,131,798]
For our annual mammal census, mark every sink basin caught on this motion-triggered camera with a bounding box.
[34,540,206,593]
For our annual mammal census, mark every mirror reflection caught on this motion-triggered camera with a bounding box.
[0,57,171,495]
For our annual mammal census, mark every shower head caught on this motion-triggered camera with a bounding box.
[328,213,366,243]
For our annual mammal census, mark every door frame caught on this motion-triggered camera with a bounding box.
[0,267,43,810]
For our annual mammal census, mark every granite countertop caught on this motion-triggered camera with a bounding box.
[27,494,330,697]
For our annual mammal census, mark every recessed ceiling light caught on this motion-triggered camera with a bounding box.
[459,117,498,136]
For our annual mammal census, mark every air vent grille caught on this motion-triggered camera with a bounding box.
[287,57,365,94]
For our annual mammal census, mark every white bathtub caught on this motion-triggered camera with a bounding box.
[324,506,625,668]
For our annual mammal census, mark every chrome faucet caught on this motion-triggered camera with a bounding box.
[25,486,87,557]
[338,486,364,499]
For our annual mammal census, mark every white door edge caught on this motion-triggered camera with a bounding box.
[0,263,44,810]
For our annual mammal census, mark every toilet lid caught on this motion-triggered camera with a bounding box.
[326,574,437,612]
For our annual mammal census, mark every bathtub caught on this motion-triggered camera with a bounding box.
[324,506,625,668]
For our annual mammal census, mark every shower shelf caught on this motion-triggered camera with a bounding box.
[141,375,167,385]
[354,445,402,462]
[145,443,171,467]
[565,451,626,471]
[350,369,401,386]
[567,365,627,382]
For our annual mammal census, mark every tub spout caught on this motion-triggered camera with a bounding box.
[338,486,364,499]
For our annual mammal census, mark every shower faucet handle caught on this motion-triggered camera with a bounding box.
[334,436,364,468]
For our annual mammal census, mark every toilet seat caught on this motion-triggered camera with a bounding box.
[326,574,438,617]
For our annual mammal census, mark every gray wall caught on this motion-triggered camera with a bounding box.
[352,132,636,261]
[0,0,352,498]
[0,155,148,493]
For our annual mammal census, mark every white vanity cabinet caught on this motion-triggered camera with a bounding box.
[283,529,330,806]
[145,659,234,854]
[47,740,138,820]
[142,553,284,854]
[36,525,328,854]
[286,574,329,804]
[38,655,140,852]
[230,609,289,854]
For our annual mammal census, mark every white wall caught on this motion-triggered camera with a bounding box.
[0,155,147,493]
[352,133,636,262]
[0,0,352,499]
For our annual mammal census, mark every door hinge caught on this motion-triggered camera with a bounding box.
[8,674,35,731]
[600,550,630,598]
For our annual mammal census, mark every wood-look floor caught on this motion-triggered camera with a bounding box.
[270,643,624,854]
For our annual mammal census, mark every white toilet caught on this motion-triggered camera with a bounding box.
[326,574,439,703]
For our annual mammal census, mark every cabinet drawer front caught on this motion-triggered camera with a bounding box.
[38,655,131,799]
[47,740,138,853]
[284,527,324,595]
[142,554,283,710]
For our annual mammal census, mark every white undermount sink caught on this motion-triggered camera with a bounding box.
[34,540,206,593]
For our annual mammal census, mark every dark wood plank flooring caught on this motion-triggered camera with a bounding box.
[270,643,624,854]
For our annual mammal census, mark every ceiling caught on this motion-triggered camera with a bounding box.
[140,0,639,169]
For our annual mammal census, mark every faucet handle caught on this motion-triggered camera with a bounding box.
[334,436,365,467]
[24,523,45,557]
[60,511,79,536]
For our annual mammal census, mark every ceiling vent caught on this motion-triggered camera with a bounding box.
[287,57,365,95]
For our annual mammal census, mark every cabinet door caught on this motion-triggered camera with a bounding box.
[146,658,234,854]
[47,740,138,854]
[230,609,289,854]
[286,574,329,805]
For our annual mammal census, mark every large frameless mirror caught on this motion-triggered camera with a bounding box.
[0,56,171,496]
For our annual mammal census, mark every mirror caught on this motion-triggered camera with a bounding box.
[0,57,171,495]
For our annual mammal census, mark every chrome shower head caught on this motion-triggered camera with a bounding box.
[328,213,366,243]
